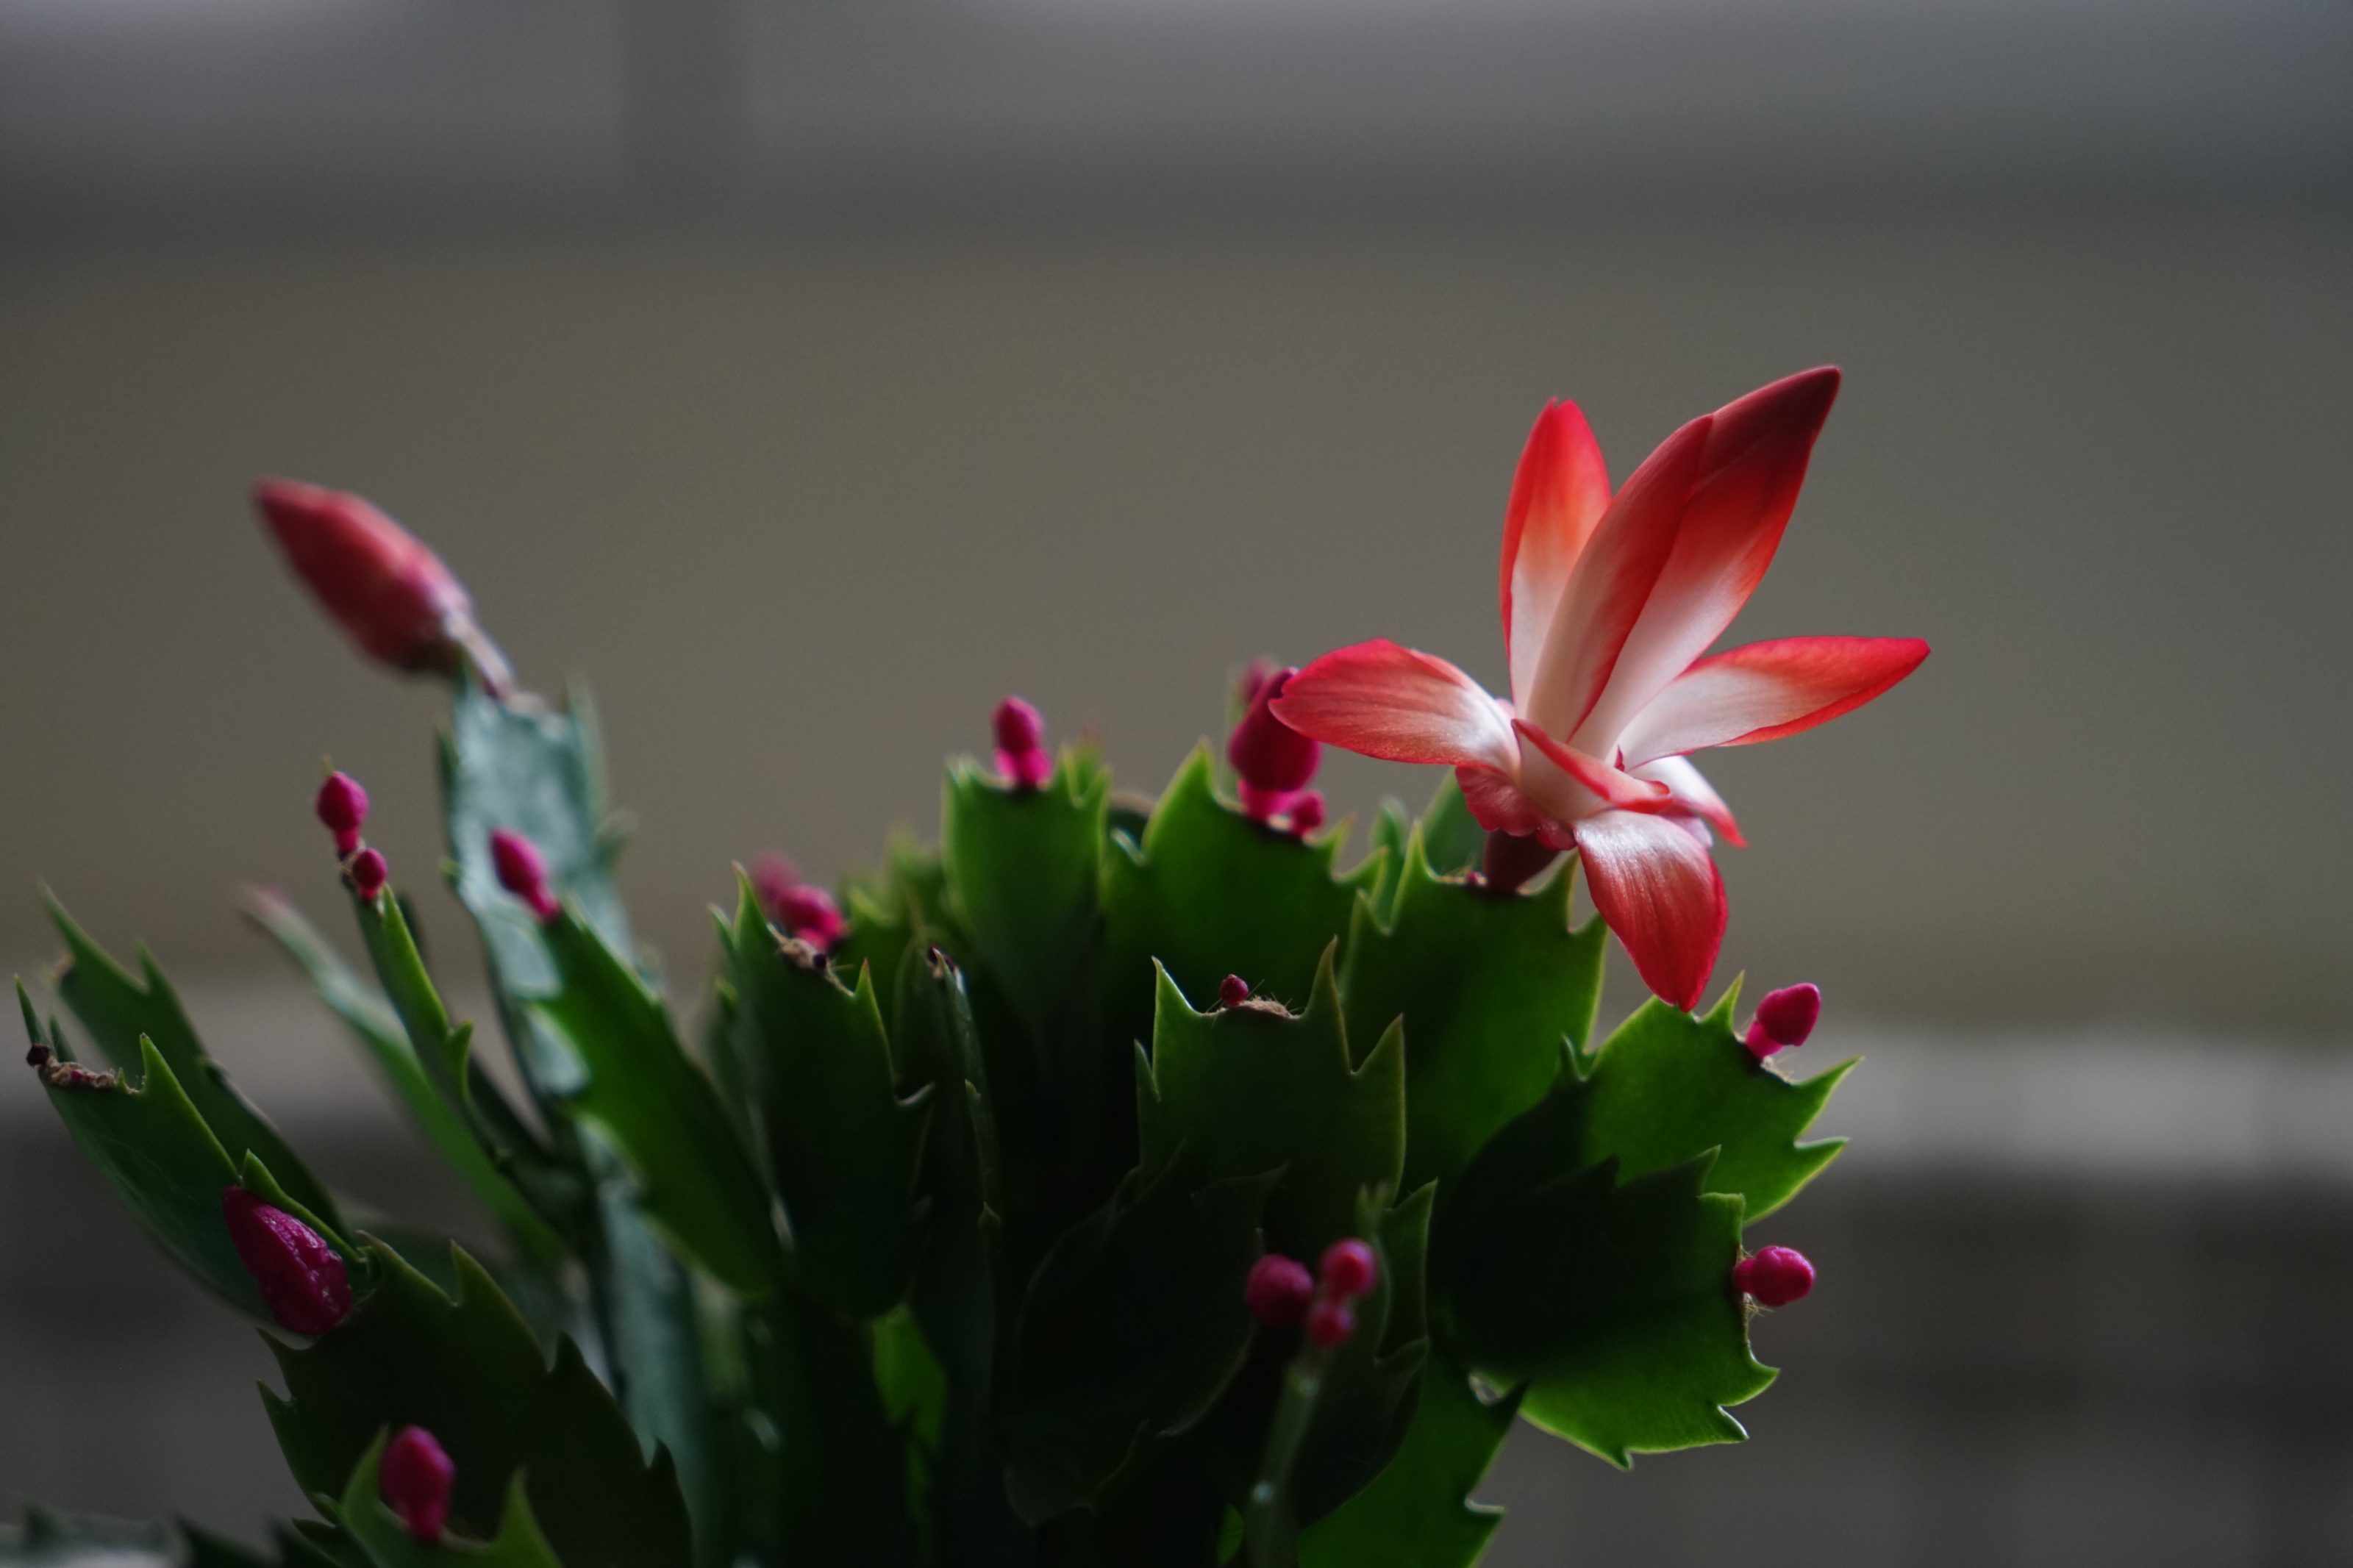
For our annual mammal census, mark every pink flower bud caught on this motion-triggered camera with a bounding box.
[1318,1238,1378,1300]
[349,848,389,903]
[315,771,369,855]
[488,828,559,922]
[776,884,847,953]
[1244,1253,1314,1328]
[1227,667,1321,795]
[1237,780,1297,824]
[750,853,801,924]
[1287,792,1327,836]
[221,1187,351,1334]
[1304,1295,1355,1349]
[252,479,510,691]
[992,697,1053,791]
[381,1425,455,1543]
[1742,982,1822,1059]
[1732,1245,1815,1308]
[1217,973,1251,1009]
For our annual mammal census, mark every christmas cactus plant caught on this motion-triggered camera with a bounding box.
[7,368,1923,1567]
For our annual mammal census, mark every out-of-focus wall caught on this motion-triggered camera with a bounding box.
[3,215,2349,1030]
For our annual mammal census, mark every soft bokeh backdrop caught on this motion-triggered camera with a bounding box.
[4,1,2350,1562]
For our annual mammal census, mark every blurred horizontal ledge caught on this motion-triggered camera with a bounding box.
[1,0,2346,243]
[4,969,2349,1188]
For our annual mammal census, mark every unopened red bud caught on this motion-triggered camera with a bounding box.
[315,771,369,854]
[1732,1245,1815,1308]
[1244,1253,1315,1328]
[1227,667,1321,795]
[776,884,847,953]
[1743,983,1822,1060]
[1237,780,1295,824]
[993,696,1046,757]
[349,848,389,902]
[997,746,1054,791]
[488,828,559,922]
[750,853,800,924]
[1217,973,1251,1008]
[381,1425,455,1543]
[1304,1295,1356,1349]
[1287,792,1327,836]
[252,479,510,691]
[221,1187,351,1334]
[1318,1237,1378,1300]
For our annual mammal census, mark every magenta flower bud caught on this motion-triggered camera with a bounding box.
[488,828,559,922]
[1217,973,1251,1009]
[1236,779,1296,823]
[1304,1295,1356,1350]
[1743,982,1822,1059]
[381,1425,455,1542]
[349,848,389,903]
[1287,792,1327,836]
[1732,1245,1815,1308]
[252,479,510,691]
[996,746,1054,791]
[315,771,370,855]
[1318,1237,1378,1300]
[1227,667,1321,797]
[1244,1253,1315,1328]
[992,696,1046,756]
[221,1187,351,1334]
[776,884,847,953]
[749,853,801,925]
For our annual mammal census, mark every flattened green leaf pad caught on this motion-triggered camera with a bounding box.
[1137,953,1402,1258]
[1339,832,1604,1191]
[1582,988,1851,1224]
[1298,1361,1517,1568]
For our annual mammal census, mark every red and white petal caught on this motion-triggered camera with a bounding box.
[1574,809,1728,1011]
[1615,634,1930,767]
[1631,753,1744,848]
[1512,719,1672,817]
[1571,368,1843,755]
[1499,401,1613,712]
[1454,765,1547,837]
[1271,640,1517,773]
[1517,415,1713,742]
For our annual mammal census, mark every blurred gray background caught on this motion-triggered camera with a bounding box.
[3,0,2351,1563]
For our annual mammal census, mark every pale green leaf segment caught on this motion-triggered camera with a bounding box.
[23,631,1852,1565]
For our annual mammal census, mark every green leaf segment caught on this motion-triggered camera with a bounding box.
[16,619,1852,1567]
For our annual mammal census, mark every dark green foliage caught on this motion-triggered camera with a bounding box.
[264,1242,693,1568]
[721,881,928,1320]
[1339,831,1605,1192]
[43,896,340,1231]
[20,559,1859,1568]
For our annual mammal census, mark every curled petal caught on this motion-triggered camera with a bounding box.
[1574,809,1727,1010]
[1500,401,1613,712]
[1519,416,1711,742]
[1512,719,1671,816]
[1271,640,1515,773]
[1631,753,1743,848]
[1616,635,1929,767]
[1572,368,1842,753]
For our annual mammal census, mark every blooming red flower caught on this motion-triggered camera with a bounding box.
[253,479,511,692]
[1272,370,1927,1009]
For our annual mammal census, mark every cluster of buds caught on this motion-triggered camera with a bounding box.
[254,479,513,694]
[381,1425,457,1542]
[221,1186,351,1335]
[750,853,847,953]
[1229,663,1325,835]
[993,697,1054,792]
[490,829,562,923]
[316,770,389,903]
[1743,982,1822,1061]
[1732,1244,1815,1309]
[1245,1236,1380,1350]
